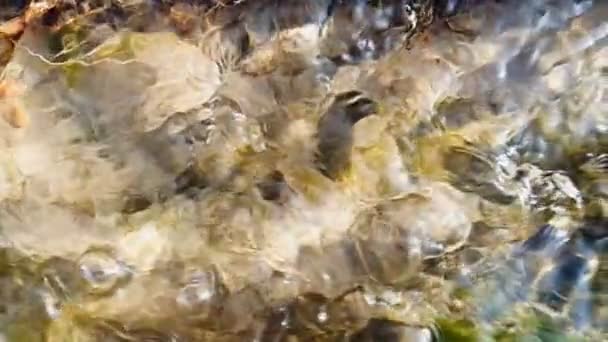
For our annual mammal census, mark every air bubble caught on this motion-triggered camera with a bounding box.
[176,270,219,313]
[79,249,130,295]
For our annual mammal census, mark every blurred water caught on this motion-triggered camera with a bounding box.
[0,0,606,340]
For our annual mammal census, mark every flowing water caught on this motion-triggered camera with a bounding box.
[0,0,606,341]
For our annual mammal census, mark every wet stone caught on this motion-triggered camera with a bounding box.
[350,318,433,342]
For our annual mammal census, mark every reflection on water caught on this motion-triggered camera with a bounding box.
[0,0,606,340]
